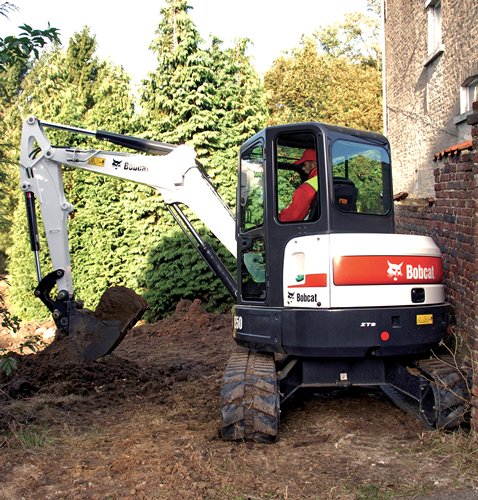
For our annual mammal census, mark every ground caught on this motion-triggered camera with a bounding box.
[0,289,477,499]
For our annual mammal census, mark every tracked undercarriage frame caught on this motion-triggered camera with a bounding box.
[220,349,471,442]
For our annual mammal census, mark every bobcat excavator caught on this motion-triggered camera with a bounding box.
[19,116,470,442]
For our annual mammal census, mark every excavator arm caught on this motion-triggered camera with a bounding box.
[19,116,237,358]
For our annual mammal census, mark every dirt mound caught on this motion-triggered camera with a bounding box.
[133,297,230,337]
[1,286,149,400]
[0,297,221,404]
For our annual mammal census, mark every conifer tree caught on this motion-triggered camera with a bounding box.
[138,0,267,317]
[7,28,139,319]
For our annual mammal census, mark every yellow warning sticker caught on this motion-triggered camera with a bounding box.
[88,157,105,167]
[416,314,433,325]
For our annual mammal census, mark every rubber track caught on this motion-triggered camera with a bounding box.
[220,349,279,443]
[417,356,471,429]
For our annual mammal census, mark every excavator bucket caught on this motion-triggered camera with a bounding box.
[65,287,148,361]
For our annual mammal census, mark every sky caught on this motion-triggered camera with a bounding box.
[2,0,369,86]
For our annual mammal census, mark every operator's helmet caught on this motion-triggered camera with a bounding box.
[294,149,316,165]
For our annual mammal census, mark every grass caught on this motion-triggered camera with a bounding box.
[6,421,53,449]
[423,428,478,480]
[356,484,394,500]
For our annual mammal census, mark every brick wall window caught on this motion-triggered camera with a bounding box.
[460,76,478,114]
[424,0,444,65]
[455,76,478,139]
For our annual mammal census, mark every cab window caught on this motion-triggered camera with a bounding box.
[332,140,391,215]
[239,143,265,232]
[275,132,320,223]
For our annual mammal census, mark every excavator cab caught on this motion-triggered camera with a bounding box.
[236,122,394,316]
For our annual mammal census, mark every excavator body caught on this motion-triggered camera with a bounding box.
[19,118,470,441]
[221,123,469,442]
[234,123,447,358]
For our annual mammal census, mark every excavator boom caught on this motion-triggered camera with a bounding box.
[19,116,237,358]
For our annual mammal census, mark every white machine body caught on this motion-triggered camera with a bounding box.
[283,233,445,309]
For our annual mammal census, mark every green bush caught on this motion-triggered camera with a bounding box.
[141,227,235,321]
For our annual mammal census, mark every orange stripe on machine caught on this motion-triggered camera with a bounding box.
[289,273,328,288]
[333,256,443,285]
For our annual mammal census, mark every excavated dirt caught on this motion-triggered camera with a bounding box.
[0,286,477,499]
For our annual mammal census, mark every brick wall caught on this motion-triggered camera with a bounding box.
[395,102,478,433]
[385,0,478,198]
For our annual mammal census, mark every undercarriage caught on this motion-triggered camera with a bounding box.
[220,349,471,442]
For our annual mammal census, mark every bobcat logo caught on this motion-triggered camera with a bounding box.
[287,291,295,300]
[112,159,122,169]
[387,260,403,281]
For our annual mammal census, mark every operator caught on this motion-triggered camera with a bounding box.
[279,148,318,222]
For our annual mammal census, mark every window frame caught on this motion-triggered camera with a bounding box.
[238,140,265,234]
[424,0,444,66]
[274,131,320,225]
[460,76,478,114]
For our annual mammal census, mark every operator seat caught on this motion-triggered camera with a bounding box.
[333,177,358,212]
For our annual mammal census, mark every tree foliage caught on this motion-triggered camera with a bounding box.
[0,2,60,270]
[0,1,60,99]
[0,18,60,72]
[8,28,139,319]
[316,11,381,69]
[137,0,266,318]
[7,1,267,321]
[264,6,382,132]
[4,0,384,323]
[140,1,266,159]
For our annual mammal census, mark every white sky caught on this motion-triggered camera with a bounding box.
[2,0,369,86]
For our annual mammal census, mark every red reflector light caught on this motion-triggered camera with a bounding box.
[380,331,390,342]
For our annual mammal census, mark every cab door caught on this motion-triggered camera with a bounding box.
[237,139,268,305]
[266,126,328,307]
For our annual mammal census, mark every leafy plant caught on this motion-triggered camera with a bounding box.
[0,289,19,332]
[0,278,20,376]
[0,333,47,379]
[0,353,17,375]
[0,23,60,72]
[0,276,45,377]
[19,334,46,354]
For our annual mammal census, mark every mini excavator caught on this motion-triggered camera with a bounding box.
[19,117,470,441]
